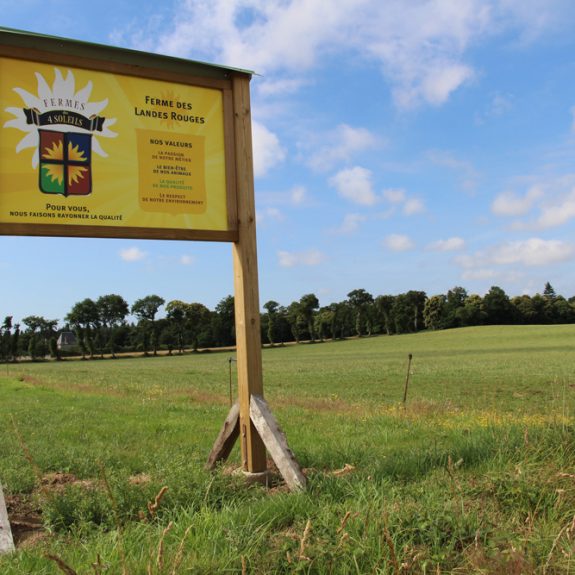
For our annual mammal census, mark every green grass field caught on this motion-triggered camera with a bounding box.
[1,325,574,573]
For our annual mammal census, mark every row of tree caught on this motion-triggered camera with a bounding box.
[1,283,573,362]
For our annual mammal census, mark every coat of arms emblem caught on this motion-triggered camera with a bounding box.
[4,68,117,197]
[39,129,92,196]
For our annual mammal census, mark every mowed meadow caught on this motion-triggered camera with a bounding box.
[1,325,574,574]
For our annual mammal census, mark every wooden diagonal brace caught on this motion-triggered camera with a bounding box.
[249,395,307,492]
[206,397,307,492]
[0,481,14,554]
[206,402,240,470]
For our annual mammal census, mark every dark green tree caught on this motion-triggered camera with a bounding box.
[511,295,535,324]
[11,323,20,362]
[314,307,335,342]
[457,294,485,326]
[263,300,280,346]
[66,299,99,359]
[96,294,129,358]
[374,295,395,335]
[347,289,374,336]
[483,286,515,325]
[444,286,468,328]
[166,300,188,354]
[390,294,414,334]
[185,303,212,351]
[158,319,177,355]
[0,316,12,362]
[286,301,305,343]
[404,290,427,332]
[22,315,58,360]
[299,293,320,342]
[336,301,354,339]
[212,295,235,347]
[543,282,556,299]
[423,295,447,330]
[273,305,292,344]
[548,296,575,324]
[131,295,165,356]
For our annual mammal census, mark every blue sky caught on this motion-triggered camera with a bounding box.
[2,0,575,325]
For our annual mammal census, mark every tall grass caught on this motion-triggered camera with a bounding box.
[0,325,574,573]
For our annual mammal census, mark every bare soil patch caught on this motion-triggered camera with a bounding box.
[5,494,44,548]
[5,472,98,549]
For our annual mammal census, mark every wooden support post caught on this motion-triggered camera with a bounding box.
[206,72,306,491]
[231,73,267,473]
[0,482,14,555]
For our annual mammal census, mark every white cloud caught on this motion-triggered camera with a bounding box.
[356,2,488,108]
[403,198,425,215]
[491,186,543,216]
[493,238,575,266]
[498,0,575,44]
[155,0,349,73]
[383,188,406,204]
[454,253,476,269]
[257,207,284,224]
[257,185,308,207]
[455,238,575,270]
[427,237,466,252]
[119,247,147,262]
[475,93,514,124]
[252,120,286,177]
[427,149,479,192]
[307,124,378,171]
[290,185,306,205]
[534,188,575,228]
[461,268,497,281]
[333,213,367,234]
[499,180,575,230]
[421,63,474,106]
[382,188,424,216]
[180,255,195,265]
[132,0,572,112]
[257,77,308,97]
[329,166,378,206]
[383,234,414,252]
[277,249,325,268]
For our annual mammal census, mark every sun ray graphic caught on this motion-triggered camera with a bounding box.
[41,140,88,186]
[68,142,86,162]
[42,164,63,185]
[67,142,88,185]
[42,139,63,160]
[42,140,64,184]
[4,68,117,169]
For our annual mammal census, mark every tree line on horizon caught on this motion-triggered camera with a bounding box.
[1,282,574,362]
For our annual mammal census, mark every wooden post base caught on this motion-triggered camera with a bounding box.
[0,482,14,555]
[238,469,274,486]
[207,395,306,492]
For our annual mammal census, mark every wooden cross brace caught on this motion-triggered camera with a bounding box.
[206,395,307,492]
[0,481,15,555]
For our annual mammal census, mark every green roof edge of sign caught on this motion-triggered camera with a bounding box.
[0,26,254,80]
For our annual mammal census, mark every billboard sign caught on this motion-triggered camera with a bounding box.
[0,30,242,241]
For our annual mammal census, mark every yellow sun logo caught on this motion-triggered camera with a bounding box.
[4,68,117,170]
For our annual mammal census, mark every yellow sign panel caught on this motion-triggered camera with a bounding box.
[0,57,229,233]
